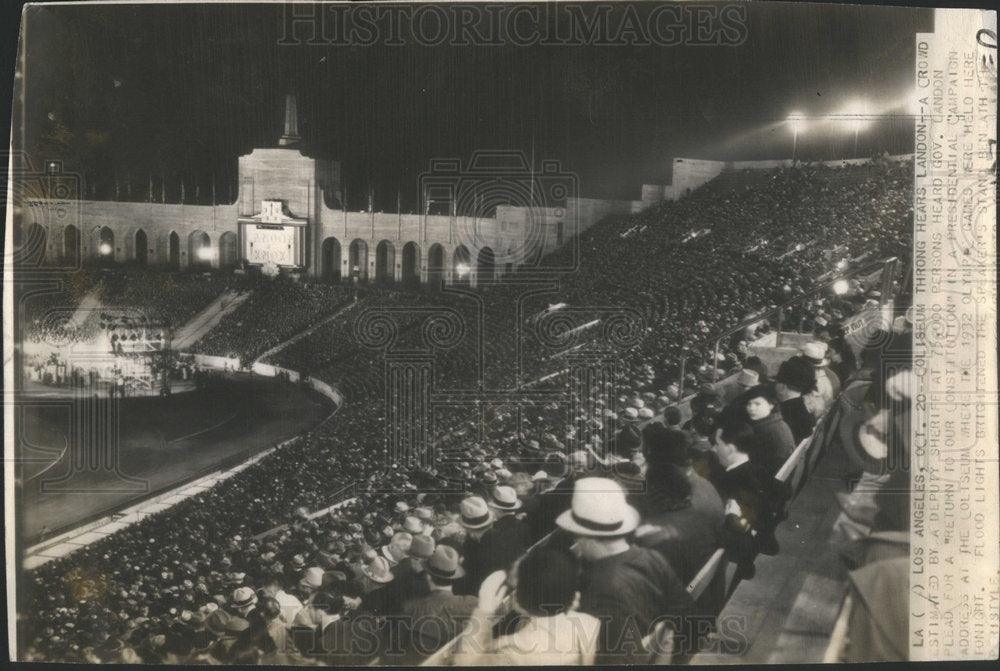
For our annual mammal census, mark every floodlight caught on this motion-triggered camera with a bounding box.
[787,112,806,134]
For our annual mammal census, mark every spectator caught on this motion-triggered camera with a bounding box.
[556,477,693,665]
[450,547,601,665]
[774,357,819,443]
[801,341,841,417]
[711,411,791,572]
[741,384,797,476]
[454,497,495,596]
[397,546,478,661]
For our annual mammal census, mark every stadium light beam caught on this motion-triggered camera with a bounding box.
[787,112,806,163]
[830,99,871,156]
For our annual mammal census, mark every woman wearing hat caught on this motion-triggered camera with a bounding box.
[740,384,797,477]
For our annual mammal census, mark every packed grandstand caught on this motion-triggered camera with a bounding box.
[16,158,914,664]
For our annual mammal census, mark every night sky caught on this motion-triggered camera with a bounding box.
[17,2,933,209]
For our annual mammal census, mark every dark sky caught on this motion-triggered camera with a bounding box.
[17,2,933,208]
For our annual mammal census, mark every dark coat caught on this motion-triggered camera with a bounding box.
[579,546,694,666]
[780,396,816,443]
[747,411,796,476]
[376,560,428,614]
[716,460,791,532]
[398,589,477,659]
[455,514,530,596]
[637,470,726,635]
[522,474,579,543]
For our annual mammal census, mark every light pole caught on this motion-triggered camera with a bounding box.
[787,112,806,164]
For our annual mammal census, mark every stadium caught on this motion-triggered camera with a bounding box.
[6,1,950,666]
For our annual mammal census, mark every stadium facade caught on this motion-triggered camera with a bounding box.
[18,95,912,284]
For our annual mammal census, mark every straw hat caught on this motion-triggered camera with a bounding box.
[737,369,760,388]
[487,485,522,511]
[801,341,829,366]
[362,556,394,584]
[459,496,494,529]
[555,477,640,537]
[298,566,325,591]
[425,545,465,581]
[407,534,436,560]
[230,587,257,609]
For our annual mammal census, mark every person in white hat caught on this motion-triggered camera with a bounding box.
[800,341,839,418]
[454,489,529,596]
[556,477,693,665]
[396,546,478,661]
[381,532,413,568]
[737,368,759,390]
[230,586,258,620]
[361,556,395,587]
[402,515,425,536]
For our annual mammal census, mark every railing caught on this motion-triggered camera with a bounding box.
[415,394,845,667]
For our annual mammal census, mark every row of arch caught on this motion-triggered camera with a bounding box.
[320,238,497,287]
[19,223,238,270]
[19,224,502,286]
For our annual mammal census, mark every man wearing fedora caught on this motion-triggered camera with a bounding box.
[478,486,530,584]
[557,477,693,665]
[454,496,496,596]
[800,341,841,418]
[230,586,258,622]
[374,534,437,621]
[396,545,478,661]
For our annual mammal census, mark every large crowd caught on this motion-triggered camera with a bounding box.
[20,159,913,664]
[543,159,911,397]
[20,268,232,392]
[192,277,356,366]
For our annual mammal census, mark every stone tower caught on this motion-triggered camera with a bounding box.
[278,93,301,147]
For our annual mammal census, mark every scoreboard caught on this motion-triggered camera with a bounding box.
[244,224,304,266]
[238,200,307,268]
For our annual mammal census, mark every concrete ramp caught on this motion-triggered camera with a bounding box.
[172,290,250,350]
